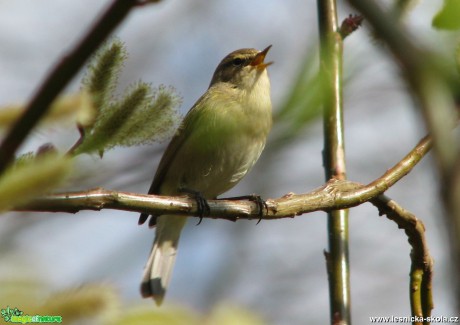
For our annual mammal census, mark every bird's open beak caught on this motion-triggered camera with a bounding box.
[250,45,273,70]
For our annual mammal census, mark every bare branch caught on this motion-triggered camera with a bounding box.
[17,134,432,219]
[371,195,434,320]
[317,0,350,322]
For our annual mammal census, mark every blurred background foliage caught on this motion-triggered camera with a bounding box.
[0,279,264,325]
[0,0,460,324]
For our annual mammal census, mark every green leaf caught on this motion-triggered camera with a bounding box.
[433,0,460,30]
[0,154,73,212]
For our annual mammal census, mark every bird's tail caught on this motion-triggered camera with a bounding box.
[140,215,186,305]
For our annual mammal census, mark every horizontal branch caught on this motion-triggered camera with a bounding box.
[17,183,348,221]
[17,135,432,219]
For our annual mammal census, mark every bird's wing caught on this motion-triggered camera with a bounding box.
[139,92,209,225]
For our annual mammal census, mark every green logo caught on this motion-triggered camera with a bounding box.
[1,306,62,323]
[1,306,23,322]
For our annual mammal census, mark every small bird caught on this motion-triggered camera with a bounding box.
[139,46,273,305]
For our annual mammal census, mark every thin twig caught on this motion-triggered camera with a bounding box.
[339,14,364,39]
[371,195,434,322]
[0,0,154,176]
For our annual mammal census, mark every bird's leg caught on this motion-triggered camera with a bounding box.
[179,188,210,225]
[222,194,268,224]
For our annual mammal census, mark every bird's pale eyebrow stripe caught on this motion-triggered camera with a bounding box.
[223,55,251,67]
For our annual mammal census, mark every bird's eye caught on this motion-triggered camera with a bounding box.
[232,58,244,66]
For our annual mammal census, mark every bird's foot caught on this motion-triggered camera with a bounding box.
[225,194,268,224]
[180,188,210,225]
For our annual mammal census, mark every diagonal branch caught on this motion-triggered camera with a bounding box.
[0,0,159,176]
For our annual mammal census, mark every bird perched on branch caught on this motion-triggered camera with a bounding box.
[139,46,273,305]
